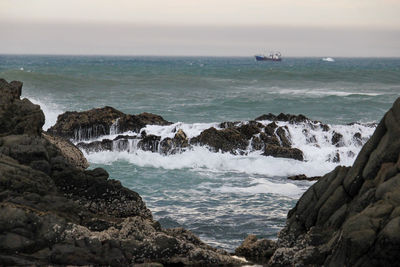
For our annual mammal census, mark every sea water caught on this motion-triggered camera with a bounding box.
[1,55,399,250]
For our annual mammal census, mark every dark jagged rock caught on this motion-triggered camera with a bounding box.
[287,174,321,181]
[138,134,161,152]
[77,139,113,153]
[159,129,189,155]
[190,127,248,154]
[276,126,291,147]
[263,144,304,161]
[0,79,242,266]
[331,131,344,147]
[260,97,400,266]
[48,107,171,141]
[256,112,330,131]
[235,235,277,264]
[0,79,44,137]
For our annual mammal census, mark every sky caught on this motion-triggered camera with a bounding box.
[1,0,400,57]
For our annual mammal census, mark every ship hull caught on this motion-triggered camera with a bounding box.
[255,55,282,61]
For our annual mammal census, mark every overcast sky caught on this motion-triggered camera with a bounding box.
[1,0,400,56]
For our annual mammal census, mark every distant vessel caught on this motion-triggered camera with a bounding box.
[322,57,335,62]
[255,52,282,61]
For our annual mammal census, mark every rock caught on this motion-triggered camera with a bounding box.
[190,127,248,154]
[159,129,189,155]
[266,97,400,266]
[0,79,44,137]
[331,131,344,147]
[276,126,291,147]
[77,139,113,153]
[288,174,321,181]
[235,235,277,264]
[263,144,304,161]
[43,132,89,170]
[138,135,161,152]
[48,107,171,141]
[0,79,242,266]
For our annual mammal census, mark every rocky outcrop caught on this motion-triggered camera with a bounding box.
[0,79,243,266]
[236,97,400,266]
[0,79,44,137]
[47,107,171,141]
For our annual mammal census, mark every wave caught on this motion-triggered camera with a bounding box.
[277,88,383,97]
[82,118,375,178]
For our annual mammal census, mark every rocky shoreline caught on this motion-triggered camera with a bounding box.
[0,79,244,266]
[48,103,370,164]
[1,78,399,266]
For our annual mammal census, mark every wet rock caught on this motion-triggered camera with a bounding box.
[331,131,344,147]
[276,126,291,147]
[235,235,277,264]
[190,127,248,153]
[48,107,171,141]
[288,174,321,181]
[266,97,400,266]
[137,135,161,152]
[255,113,309,124]
[237,122,262,139]
[263,144,304,161]
[264,122,278,136]
[77,139,113,153]
[353,132,363,146]
[160,129,189,155]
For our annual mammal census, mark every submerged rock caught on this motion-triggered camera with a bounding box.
[0,79,243,266]
[263,144,304,161]
[287,174,321,181]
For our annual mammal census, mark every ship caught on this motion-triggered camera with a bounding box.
[255,52,282,61]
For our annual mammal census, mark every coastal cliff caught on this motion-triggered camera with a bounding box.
[0,79,242,266]
[237,97,400,266]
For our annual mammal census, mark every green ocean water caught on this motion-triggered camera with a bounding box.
[1,55,399,250]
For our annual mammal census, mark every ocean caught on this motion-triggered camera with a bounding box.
[1,55,399,251]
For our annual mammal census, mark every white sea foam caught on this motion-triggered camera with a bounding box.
[83,117,375,180]
[86,145,340,178]
[277,88,382,97]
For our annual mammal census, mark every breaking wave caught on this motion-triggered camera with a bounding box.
[82,118,375,178]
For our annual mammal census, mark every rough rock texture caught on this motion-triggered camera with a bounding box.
[42,132,89,170]
[287,174,321,181]
[47,107,171,141]
[0,79,243,266]
[260,97,400,266]
[0,79,44,137]
[235,235,277,264]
